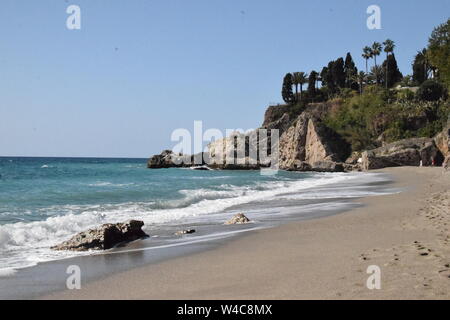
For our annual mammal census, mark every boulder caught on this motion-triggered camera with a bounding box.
[284,160,312,172]
[361,138,442,170]
[51,220,148,251]
[225,213,251,225]
[310,161,345,172]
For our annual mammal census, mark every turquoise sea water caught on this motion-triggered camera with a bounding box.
[0,156,394,273]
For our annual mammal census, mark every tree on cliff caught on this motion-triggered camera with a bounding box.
[352,71,367,95]
[282,73,295,104]
[308,71,318,97]
[383,39,396,88]
[427,18,450,89]
[413,49,432,85]
[344,52,358,90]
[362,46,373,74]
[332,57,346,89]
[292,72,301,99]
[296,72,308,99]
[371,42,383,84]
[381,54,403,88]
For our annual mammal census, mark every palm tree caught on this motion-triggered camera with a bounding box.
[383,39,395,88]
[352,71,367,95]
[371,42,382,84]
[362,46,372,74]
[298,72,308,98]
[370,65,383,85]
[292,72,301,100]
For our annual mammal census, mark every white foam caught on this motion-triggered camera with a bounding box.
[0,172,391,271]
[0,268,17,277]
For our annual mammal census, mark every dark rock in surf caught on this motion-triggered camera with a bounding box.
[51,220,148,251]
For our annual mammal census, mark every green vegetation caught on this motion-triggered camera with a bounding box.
[324,86,449,151]
[278,18,450,153]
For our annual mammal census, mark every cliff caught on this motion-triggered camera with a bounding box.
[147,102,449,172]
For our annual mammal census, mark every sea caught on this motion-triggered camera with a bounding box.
[0,156,397,277]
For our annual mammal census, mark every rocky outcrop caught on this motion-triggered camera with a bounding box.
[51,220,148,251]
[434,125,450,158]
[147,150,183,168]
[262,105,290,133]
[225,213,251,225]
[207,130,274,170]
[361,138,443,170]
[147,150,209,168]
[278,103,350,171]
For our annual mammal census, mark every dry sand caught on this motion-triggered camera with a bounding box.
[43,167,450,300]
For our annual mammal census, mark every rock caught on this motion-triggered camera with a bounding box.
[284,160,312,171]
[310,161,345,172]
[147,150,209,169]
[345,152,362,165]
[279,106,350,171]
[343,163,362,172]
[434,125,450,158]
[262,109,292,136]
[361,137,443,170]
[175,229,196,236]
[261,105,291,135]
[51,220,148,251]
[147,150,182,168]
[224,213,251,225]
[207,131,273,170]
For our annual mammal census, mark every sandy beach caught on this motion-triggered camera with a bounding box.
[42,167,450,300]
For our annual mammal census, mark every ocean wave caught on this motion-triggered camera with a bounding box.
[0,172,391,271]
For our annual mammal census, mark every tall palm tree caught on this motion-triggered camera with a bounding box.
[298,72,308,98]
[371,42,382,84]
[383,39,395,88]
[362,46,372,74]
[292,72,301,99]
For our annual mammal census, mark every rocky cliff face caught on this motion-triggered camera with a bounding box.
[147,101,448,172]
[361,137,443,170]
[147,101,351,172]
[434,125,450,158]
[278,102,350,171]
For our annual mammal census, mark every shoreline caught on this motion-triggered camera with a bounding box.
[41,166,450,299]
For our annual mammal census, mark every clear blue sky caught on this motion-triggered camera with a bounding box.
[1,0,449,158]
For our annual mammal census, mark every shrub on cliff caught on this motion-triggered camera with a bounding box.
[324,86,450,151]
[417,79,448,101]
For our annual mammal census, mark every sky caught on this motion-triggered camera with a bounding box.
[0,0,449,158]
